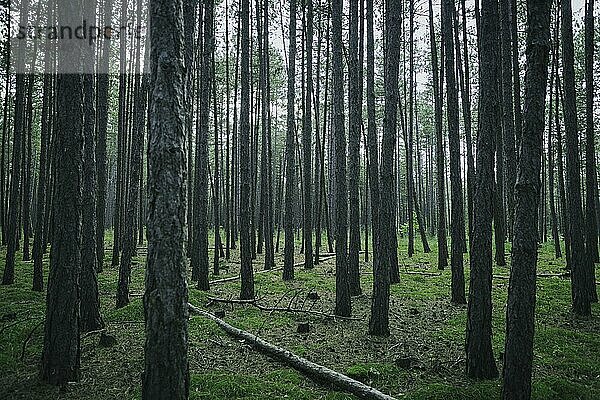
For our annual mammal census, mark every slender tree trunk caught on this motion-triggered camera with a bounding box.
[500,0,517,238]
[81,0,104,332]
[347,0,361,294]
[333,0,351,317]
[240,0,255,299]
[284,0,297,281]
[443,0,466,304]
[548,23,561,259]
[584,0,599,302]
[366,0,380,275]
[466,0,500,379]
[561,0,591,316]
[429,0,448,270]
[1,0,29,286]
[502,2,551,398]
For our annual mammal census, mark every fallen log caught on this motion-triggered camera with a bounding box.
[401,271,442,277]
[206,296,362,321]
[493,272,570,280]
[188,304,397,400]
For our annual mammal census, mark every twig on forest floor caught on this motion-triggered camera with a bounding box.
[0,316,41,335]
[81,328,107,338]
[493,272,571,280]
[20,320,44,361]
[206,296,361,321]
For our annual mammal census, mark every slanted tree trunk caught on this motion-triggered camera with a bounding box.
[40,3,84,384]
[561,0,591,316]
[442,0,466,304]
[502,2,551,398]
[332,0,351,317]
[142,0,189,397]
[466,0,500,379]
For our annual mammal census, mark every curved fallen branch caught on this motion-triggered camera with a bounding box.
[188,304,397,400]
[206,296,362,321]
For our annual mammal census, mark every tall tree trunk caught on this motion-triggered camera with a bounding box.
[347,0,361,294]
[193,0,214,291]
[561,0,591,316]
[500,0,517,238]
[239,0,255,299]
[95,0,114,274]
[40,2,84,384]
[143,0,189,396]
[1,0,29,286]
[333,0,351,317]
[302,0,314,271]
[584,0,599,301]
[466,0,500,379]
[81,0,104,332]
[548,21,561,259]
[366,0,380,275]
[369,0,401,335]
[502,2,551,398]
[429,0,448,270]
[284,0,297,281]
[443,0,466,304]
[184,0,196,259]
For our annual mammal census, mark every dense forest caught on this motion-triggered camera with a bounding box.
[0,0,599,398]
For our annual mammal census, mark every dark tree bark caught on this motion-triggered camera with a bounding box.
[283,0,297,281]
[442,0,466,304]
[302,0,314,271]
[502,2,551,398]
[584,0,599,301]
[239,0,254,299]
[429,0,448,270]
[561,0,591,316]
[112,0,128,267]
[33,43,52,292]
[117,13,147,309]
[547,26,561,259]
[556,74,571,269]
[184,0,195,260]
[500,0,517,238]
[1,0,29,286]
[80,0,104,332]
[366,0,380,275]
[260,0,274,270]
[142,0,189,396]
[332,0,350,317]
[95,0,113,274]
[40,3,84,384]
[347,0,361,295]
[193,0,214,291]
[511,0,523,155]
[466,0,500,379]
[369,0,400,336]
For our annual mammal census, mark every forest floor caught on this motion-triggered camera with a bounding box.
[1,234,599,400]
